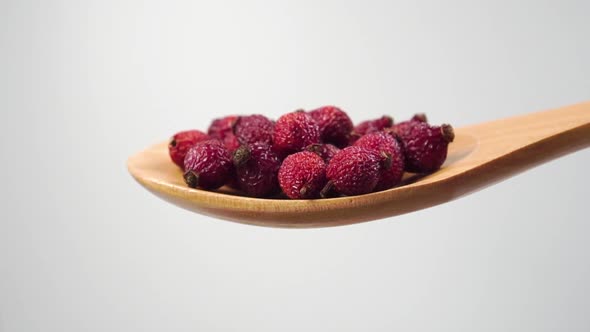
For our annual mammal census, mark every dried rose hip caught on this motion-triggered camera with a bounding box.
[169,130,210,169]
[208,115,238,139]
[397,122,454,173]
[233,143,281,197]
[309,106,353,148]
[234,114,274,145]
[279,151,327,199]
[273,110,320,157]
[207,115,241,153]
[354,131,405,191]
[389,113,427,137]
[305,143,340,163]
[183,140,233,189]
[323,146,382,197]
[353,115,393,136]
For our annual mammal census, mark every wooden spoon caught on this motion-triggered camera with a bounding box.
[127,102,590,228]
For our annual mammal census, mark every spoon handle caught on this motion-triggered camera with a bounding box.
[456,101,590,186]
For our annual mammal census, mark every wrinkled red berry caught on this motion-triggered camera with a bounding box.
[309,106,353,148]
[323,146,382,197]
[221,134,241,153]
[183,140,233,189]
[305,143,340,163]
[207,115,241,153]
[234,114,274,145]
[233,143,281,197]
[273,110,320,157]
[390,113,428,138]
[354,131,405,191]
[353,115,393,136]
[397,123,454,173]
[208,115,238,139]
[278,151,327,199]
[169,130,211,169]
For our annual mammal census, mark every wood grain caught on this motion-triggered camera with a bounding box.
[127,101,590,228]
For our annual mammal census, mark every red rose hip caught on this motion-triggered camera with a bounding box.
[233,143,281,197]
[309,106,353,148]
[279,151,327,199]
[208,115,238,139]
[234,114,274,145]
[354,131,405,191]
[305,143,340,163]
[273,110,320,157]
[207,115,241,153]
[323,146,382,197]
[183,139,233,189]
[397,122,455,173]
[353,115,393,136]
[169,130,211,169]
[390,113,428,137]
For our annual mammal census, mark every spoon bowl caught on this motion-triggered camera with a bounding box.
[127,102,590,228]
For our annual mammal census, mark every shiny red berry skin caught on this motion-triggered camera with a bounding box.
[305,143,340,163]
[207,115,241,153]
[309,106,353,148]
[397,123,455,173]
[278,151,327,199]
[273,110,321,157]
[233,143,281,197]
[325,146,382,196]
[168,130,211,169]
[183,140,233,189]
[354,131,405,191]
[234,114,274,145]
[353,115,393,136]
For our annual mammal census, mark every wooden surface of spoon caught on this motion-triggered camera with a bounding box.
[127,102,590,228]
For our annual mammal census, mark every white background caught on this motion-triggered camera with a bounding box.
[1,0,589,331]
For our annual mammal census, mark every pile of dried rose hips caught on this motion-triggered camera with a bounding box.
[168,106,454,199]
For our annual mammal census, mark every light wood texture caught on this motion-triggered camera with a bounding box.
[127,102,590,228]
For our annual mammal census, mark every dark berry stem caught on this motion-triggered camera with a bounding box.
[306,143,322,155]
[383,115,394,127]
[183,171,200,188]
[441,124,455,142]
[380,151,392,170]
[299,184,310,199]
[320,181,336,198]
[412,113,428,123]
[233,145,251,167]
[230,116,241,134]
